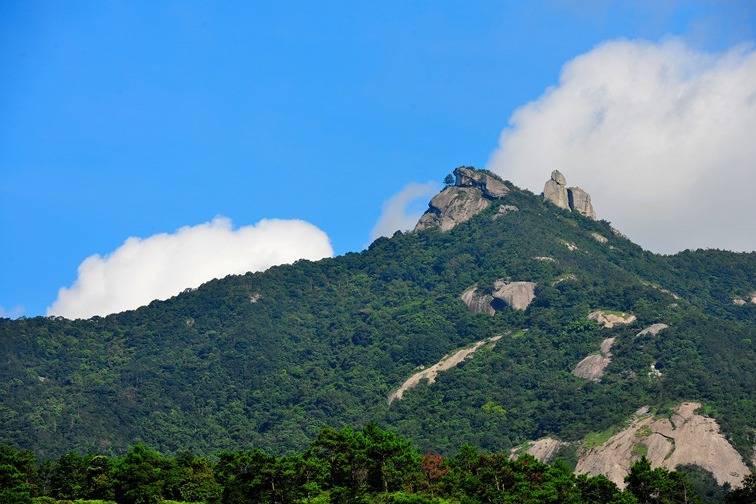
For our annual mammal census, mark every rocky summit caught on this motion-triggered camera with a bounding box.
[415,166,510,232]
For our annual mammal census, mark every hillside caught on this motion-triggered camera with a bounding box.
[1,168,754,481]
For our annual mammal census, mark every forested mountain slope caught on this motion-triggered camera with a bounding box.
[1,170,754,476]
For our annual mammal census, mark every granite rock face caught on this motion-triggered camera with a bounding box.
[415,167,509,232]
[542,170,597,219]
[492,280,536,311]
[455,167,510,198]
[415,187,491,232]
[588,310,636,328]
[567,186,597,219]
[572,337,615,382]
[460,286,495,316]
[543,170,570,209]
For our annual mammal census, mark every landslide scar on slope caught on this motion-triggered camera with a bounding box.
[388,335,502,404]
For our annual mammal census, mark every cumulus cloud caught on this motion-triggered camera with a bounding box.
[487,39,756,253]
[370,182,439,241]
[47,217,333,319]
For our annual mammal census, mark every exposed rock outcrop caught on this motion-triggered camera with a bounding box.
[415,167,509,232]
[492,280,536,311]
[511,437,567,463]
[568,187,597,219]
[552,273,578,286]
[591,232,608,244]
[560,240,579,251]
[415,187,490,232]
[388,335,502,404]
[543,171,597,219]
[640,280,681,300]
[733,298,747,306]
[572,337,615,382]
[454,167,510,198]
[461,281,536,314]
[636,323,668,338]
[460,286,495,316]
[533,256,557,263]
[543,170,570,209]
[588,310,636,328]
[576,402,749,489]
[492,204,519,220]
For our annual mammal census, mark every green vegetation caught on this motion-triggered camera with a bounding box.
[630,444,648,458]
[0,179,754,463]
[636,426,652,438]
[4,425,749,504]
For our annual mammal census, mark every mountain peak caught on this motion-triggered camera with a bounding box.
[414,166,510,232]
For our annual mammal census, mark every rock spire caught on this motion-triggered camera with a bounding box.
[542,170,597,219]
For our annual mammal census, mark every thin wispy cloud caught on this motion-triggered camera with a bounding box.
[370,182,439,241]
[0,305,25,319]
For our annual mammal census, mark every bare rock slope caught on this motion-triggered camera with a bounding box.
[588,310,636,328]
[510,437,567,463]
[388,335,502,404]
[576,402,749,489]
[572,337,615,382]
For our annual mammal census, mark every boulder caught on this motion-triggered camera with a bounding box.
[415,186,490,232]
[492,280,536,311]
[543,171,569,209]
[567,187,597,219]
[460,286,495,316]
[454,167,510,198]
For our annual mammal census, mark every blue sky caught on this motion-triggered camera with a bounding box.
[2,1,755,317]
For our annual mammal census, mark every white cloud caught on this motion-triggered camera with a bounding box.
[370,182,439,241]
[47,217,333,319]
[487,39,756,253]
[0,305,25,319]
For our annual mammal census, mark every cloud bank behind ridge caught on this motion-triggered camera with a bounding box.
[487,39,756,253]
[47,217,333,319]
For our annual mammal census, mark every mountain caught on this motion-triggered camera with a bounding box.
[1,167,754,487]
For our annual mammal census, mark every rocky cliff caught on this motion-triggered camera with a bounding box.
[415,167,510,232]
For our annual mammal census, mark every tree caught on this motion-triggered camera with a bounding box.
[725,472,755,504]
[443,174,454,186]
[0,445,35,504]
[625,457,697,504]
[112,443,166,504]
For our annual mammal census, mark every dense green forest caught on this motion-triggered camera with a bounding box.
[1,174,754,465]
[2,424,754,503]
